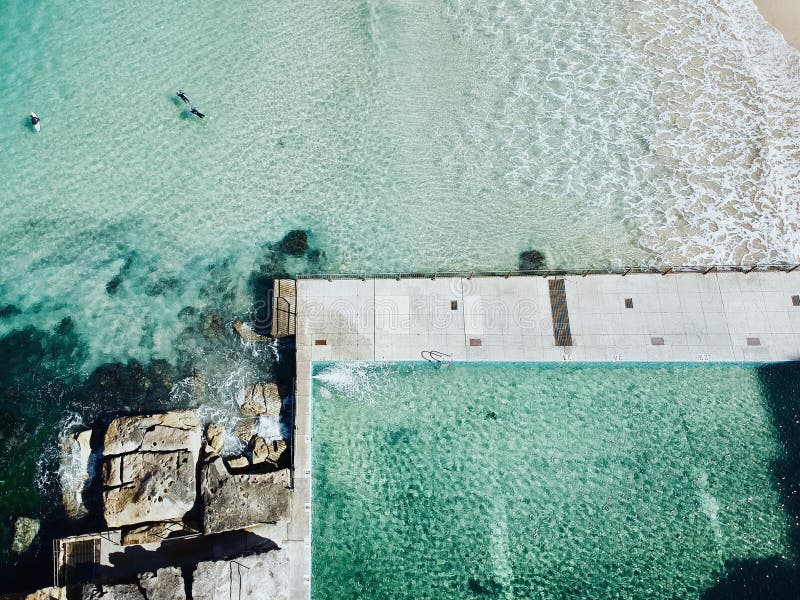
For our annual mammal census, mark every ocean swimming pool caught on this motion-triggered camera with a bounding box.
[311,361,800,598]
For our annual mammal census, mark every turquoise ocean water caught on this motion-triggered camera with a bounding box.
[312,362,800,599]
[1,0,800,589]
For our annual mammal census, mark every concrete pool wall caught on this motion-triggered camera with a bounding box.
[289,271,800,597]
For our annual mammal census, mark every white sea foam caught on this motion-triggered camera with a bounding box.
[445,0,800,265]
[313,362,387,406]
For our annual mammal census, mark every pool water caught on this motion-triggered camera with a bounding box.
[311,362,800,599]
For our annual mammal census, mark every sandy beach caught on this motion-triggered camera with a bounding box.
[753,0,800,50]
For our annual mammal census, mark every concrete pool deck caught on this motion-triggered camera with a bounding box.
[289,271,800,597]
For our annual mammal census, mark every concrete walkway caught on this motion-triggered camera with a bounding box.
[291,271,800,598]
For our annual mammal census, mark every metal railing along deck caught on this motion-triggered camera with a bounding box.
[296,263,800,281]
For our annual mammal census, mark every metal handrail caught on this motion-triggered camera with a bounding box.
[289,376,296,490]
[296,263,800,280]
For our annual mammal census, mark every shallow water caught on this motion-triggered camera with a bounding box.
[0,0,799,584]
[312,362,800,599]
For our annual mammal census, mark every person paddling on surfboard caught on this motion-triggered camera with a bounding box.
[30,113,40,127]
[189,105,205,119]
[177,90,190,104]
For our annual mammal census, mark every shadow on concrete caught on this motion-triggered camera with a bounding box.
[702,362,800,599]
[102,529,277,580]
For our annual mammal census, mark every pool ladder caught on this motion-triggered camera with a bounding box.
[421,350,453,368]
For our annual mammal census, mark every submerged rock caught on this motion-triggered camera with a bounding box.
[0,303,21,318]
[277,229,308,257]
[518,249,546,271]
[201,456,290,534]
[238,382,282,417]
[200,312,223,339]
[102,411,201,528]
[192,550,289,600]
[11,517,40,554]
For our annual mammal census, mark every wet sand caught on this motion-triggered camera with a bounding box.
[753,0,800,51]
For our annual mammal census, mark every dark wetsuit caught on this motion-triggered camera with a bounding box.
[30,115,39,126]
[190,107,205,119]
[177,91,190,104]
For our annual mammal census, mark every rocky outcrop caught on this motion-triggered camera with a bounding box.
[121,522,194,545]
[80,567,184,600]
[102,411,201,528]
[104,411,201,460]
[192,550,289,600]
[81,584,144,600]
[238,382,282,417]
[25,587,66,600]
[201,457,290,533]
[232,321,271,343]
[234,419,256,443]
[139,567,186,600]
[204,423,225,455]
[251,437,288,469]
[60,429,93,518]
[11,517,39,554]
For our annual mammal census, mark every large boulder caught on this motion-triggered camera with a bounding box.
[251,437,288,469]
[201,457,290,534]
[103,451,195,528]
[102,411,201,528]
[104,411,201,461]
[60,429,93,518]
[81,584,144,600]
[25,587,66,600]
[204,423,225,455]
[238,382,282,417]
[139,567,186,600]
[192,550,289,600]
[11,517,39,554]
[80,567,184,600]
[121,522,194,546]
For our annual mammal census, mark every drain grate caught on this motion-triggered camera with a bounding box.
[746,337,761,346]
[650,337,665,346]
[548,279,573,347]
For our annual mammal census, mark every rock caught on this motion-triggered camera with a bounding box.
[234,419,256,443]
[103,450,196,528]
[139,567,186,600]
[104,411,201,461]
[251,437,288,469]
[60,429,94,518]
[11,517,39,554]
[81,584,144,600]
[225,456,250,470]
[201,457,290,534]
[25,587,66,600]
[277,229,308,257]
[518,249,546,271]
[205,423,225,455]
[232,321,271,343]
[121,522,193,545]
[192,550,289,600]
[102,411,201,528]
[238,382,282,417]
